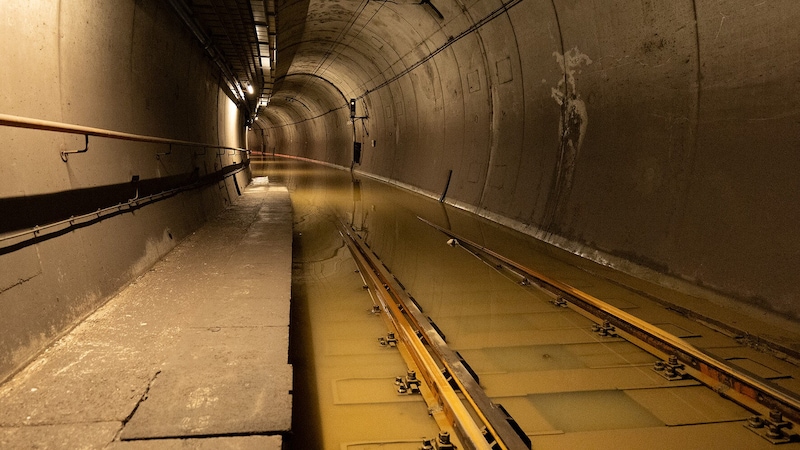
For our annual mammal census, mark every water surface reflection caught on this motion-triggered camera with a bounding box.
[254,157,682,446]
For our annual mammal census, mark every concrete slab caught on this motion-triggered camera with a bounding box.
[120,364,291,440]
[111,435,283,449]
[0,346,157,425]
[480,367,700,397]
[0,180,293,448]
[186,293,290,328]
[626,386,752,426]
[526,390,664,432]
[449,326,616,349]
[165,326,289,368]
[0,422,121,449]
[528,420,777,449]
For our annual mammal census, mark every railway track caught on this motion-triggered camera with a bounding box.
[417,217,800,445]
[338,216,800,447]
[338,220,532,450]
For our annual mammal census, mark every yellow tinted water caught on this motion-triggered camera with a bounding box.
[252,157,762,449]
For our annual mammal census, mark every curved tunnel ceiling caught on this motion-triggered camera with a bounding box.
[263,0,455,129]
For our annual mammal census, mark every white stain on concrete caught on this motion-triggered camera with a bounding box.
[551,46,592,160]
[550,47,592,199]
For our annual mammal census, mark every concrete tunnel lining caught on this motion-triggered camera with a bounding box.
[2,0,800,399]
[262,0,800,322]
[0,0,248,381]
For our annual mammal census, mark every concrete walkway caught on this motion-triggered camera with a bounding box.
[0,178,292,449]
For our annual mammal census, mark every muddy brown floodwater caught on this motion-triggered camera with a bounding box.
[253,156,793,450]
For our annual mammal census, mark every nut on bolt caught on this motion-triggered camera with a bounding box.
[748,415,765,428]
[744,409,795,443]
[438,431,455,450]
[379,331,397,347]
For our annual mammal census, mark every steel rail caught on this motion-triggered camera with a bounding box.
[0,113,248,153]
[338,221,531,450]
[419,216,800,426]
[338,224,491,449]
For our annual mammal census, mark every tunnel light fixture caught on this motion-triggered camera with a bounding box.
[246,82,254,94]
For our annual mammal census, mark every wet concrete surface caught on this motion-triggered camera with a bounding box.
[0,177,291,449]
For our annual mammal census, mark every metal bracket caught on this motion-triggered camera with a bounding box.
[746,410,797,444]
[420,431,456,450]
[156,143,172,159]
[592,320,617,337]
[60,134,88,162]
[396,369,421,395]
[129,175,140,202]
[653,355,688,381]
[551,296,568,308]
[378,331,398,347]
[441,368,461,392]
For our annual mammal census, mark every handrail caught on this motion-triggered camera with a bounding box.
[0,113,248,154]
[0,112,251,248]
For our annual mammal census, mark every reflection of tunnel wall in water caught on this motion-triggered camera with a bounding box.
[264,1,800,319]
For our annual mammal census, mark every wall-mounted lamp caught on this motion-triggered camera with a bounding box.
[246,82,254,94]
[350,98,356,119]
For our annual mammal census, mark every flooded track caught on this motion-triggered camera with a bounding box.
[253,156,800,449]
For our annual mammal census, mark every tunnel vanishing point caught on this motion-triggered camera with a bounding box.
[1,0,799,384]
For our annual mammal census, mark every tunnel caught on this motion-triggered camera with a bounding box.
[1,0,800,448]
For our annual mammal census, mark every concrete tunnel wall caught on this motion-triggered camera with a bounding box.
[0,0,249,381]
[263,1,800,320]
